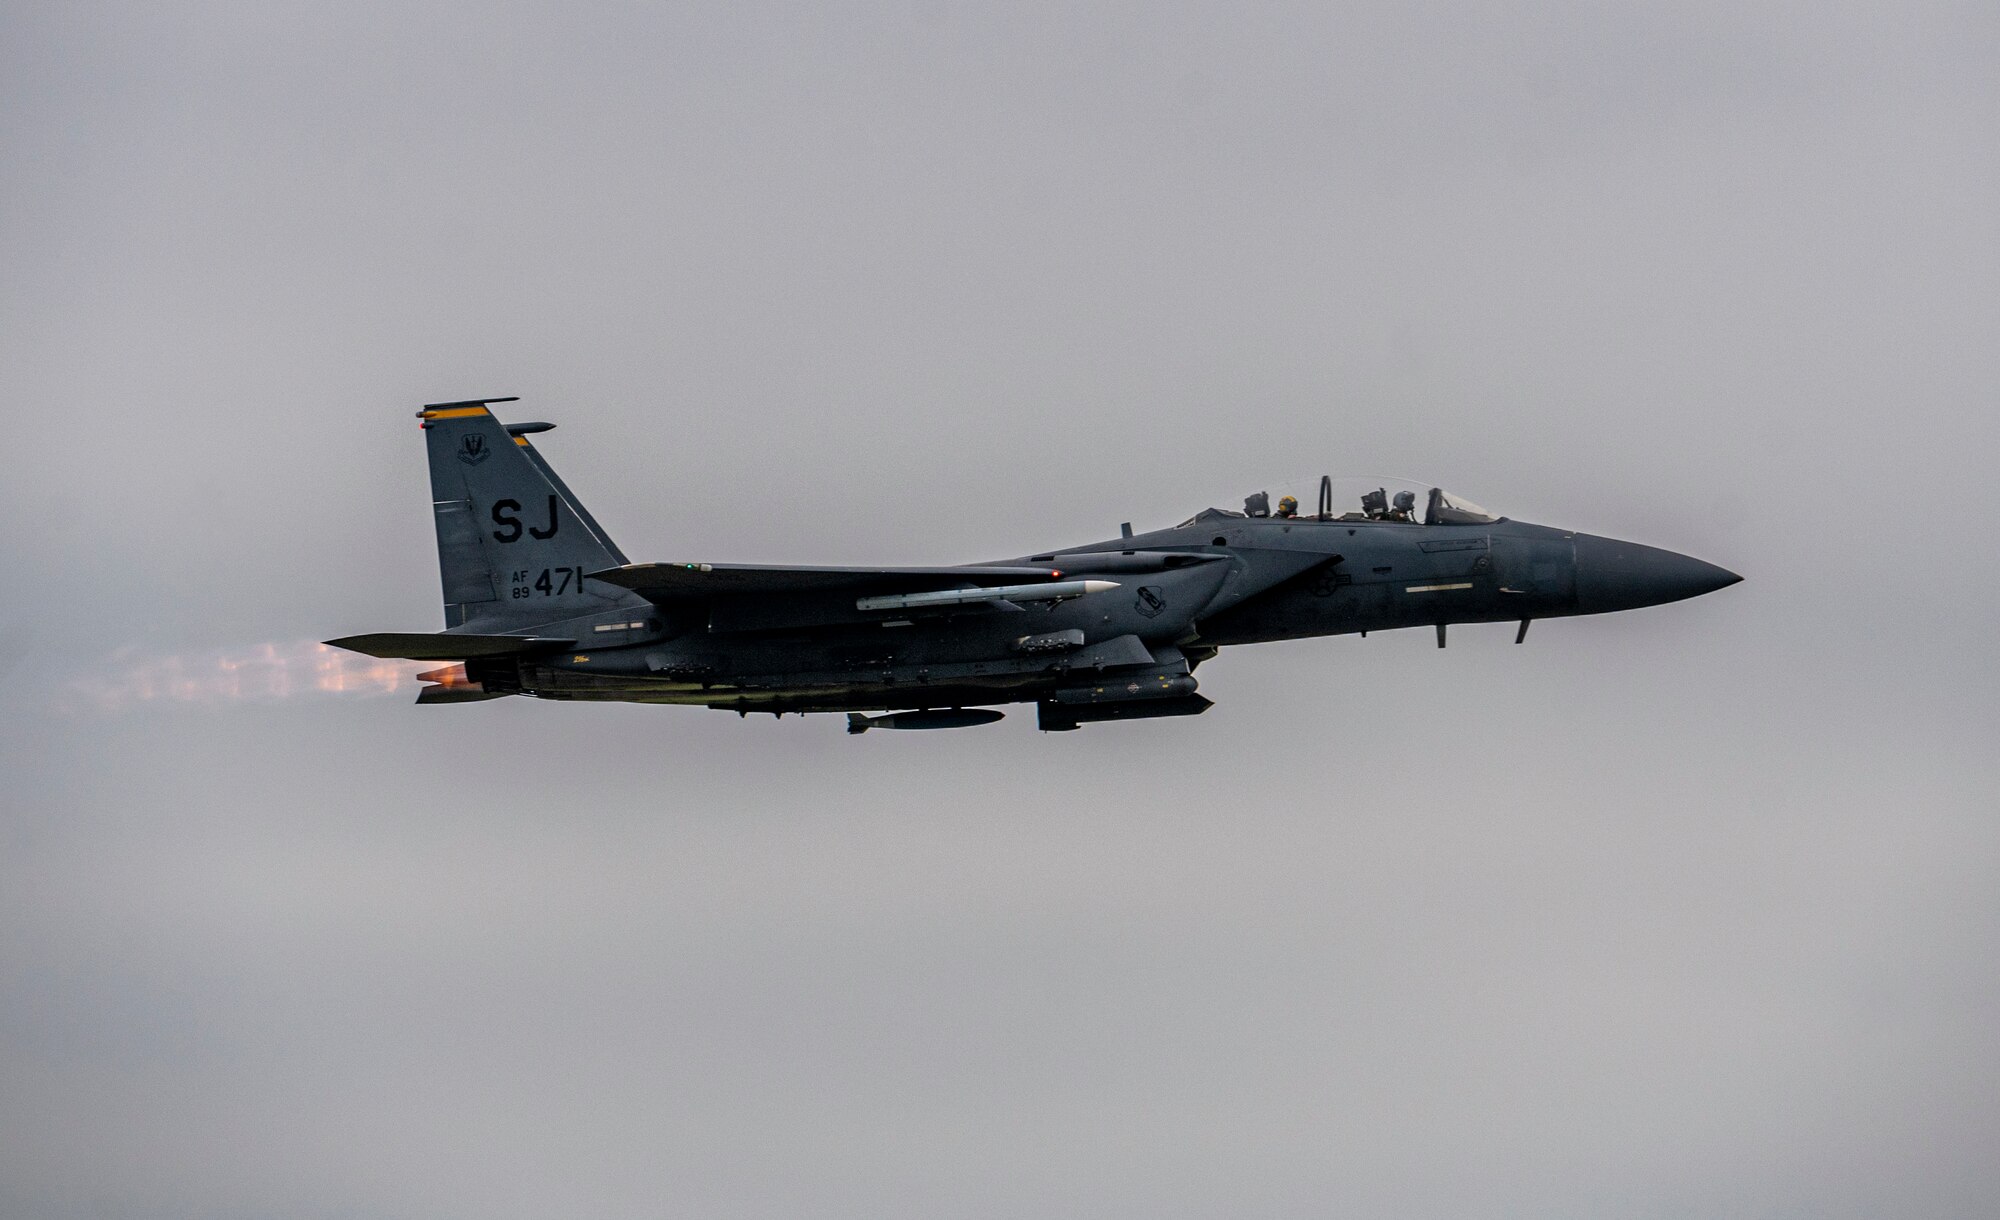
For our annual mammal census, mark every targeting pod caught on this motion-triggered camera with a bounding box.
[846,708,1006,733]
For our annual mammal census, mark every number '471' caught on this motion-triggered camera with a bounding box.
[510,567,587,599]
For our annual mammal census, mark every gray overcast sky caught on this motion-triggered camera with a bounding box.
[2,2,1995,1217]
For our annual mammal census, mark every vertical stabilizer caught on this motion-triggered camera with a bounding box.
[417,399,645,630]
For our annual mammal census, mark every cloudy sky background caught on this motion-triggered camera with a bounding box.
[2,2,1995,1217]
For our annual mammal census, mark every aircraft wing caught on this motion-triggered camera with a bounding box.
[588,562,1065,602]
[323,632,575,660]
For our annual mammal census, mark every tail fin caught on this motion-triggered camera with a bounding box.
[418,398,646,630]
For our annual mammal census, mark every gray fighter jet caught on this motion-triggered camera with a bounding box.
[328,398,1741,732]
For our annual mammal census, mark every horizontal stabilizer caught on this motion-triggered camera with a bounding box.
[589,562,1066,601]
[324,632,574,660]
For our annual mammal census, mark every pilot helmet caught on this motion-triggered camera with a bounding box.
[1392,489,1417,514]
[1277,494,1298,515]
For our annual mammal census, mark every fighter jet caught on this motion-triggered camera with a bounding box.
[327,398,1741,732]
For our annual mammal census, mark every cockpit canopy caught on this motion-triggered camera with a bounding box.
[1182,476,1502,528]
[1425,488,1501,525]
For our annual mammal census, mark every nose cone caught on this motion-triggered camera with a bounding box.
[1572,534,1742,615]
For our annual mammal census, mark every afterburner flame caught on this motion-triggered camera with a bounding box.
[63,641,417,713]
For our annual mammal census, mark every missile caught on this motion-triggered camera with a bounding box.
[855,579,1119,613]
[846,708,1007,733]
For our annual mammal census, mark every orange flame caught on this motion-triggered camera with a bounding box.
[62,641,419,714]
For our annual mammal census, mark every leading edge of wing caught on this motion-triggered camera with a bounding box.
[587,562,1065,601]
